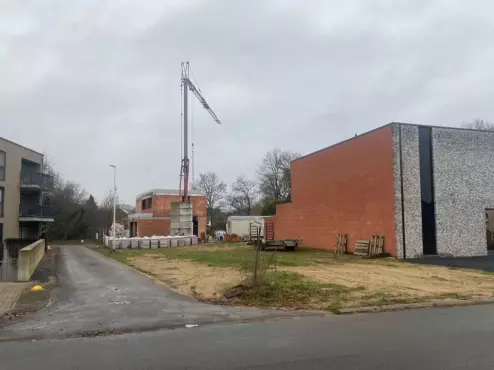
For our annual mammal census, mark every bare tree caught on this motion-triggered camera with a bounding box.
[462,119,494,131]
[119,203,136,213]
[99,190,118,232]
[227,175,258,215]
[192,172,227,226]
[258,148,300,202]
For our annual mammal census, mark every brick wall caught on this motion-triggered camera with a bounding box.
[137,219,170,237]
[152,194,206,217]
[135,198,152,214]
[275,125,397,256]
[198,218,207,238]
[134,193,207,237]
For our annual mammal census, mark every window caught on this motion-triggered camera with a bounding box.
[0,187,3,217]
[418,126,437,255]
[0,151,5,181]
[141,197,152,209]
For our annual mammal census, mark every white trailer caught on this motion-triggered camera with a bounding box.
[226,216,265,239]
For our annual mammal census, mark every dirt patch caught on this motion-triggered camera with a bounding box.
[280,262,494,299]
[109,247,494,311]
[130,255,243,299]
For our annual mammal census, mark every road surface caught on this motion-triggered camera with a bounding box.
[2,245,494,369]
[2,304,494,369]
[0,245,297,340]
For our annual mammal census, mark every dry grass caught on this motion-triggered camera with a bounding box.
[281,261,494,299]
[130,255,243,299]
[96,245,494,312]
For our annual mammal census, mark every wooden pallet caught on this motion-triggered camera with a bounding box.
[265,222,275,241]
[249,223,260,240]
[354,240,370,256]
[336,233,347,254]
[369,234,385,256]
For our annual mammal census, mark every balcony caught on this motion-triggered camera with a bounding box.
[20,171,54,191]
[19,204,54,222]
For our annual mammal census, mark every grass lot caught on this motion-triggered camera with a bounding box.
[97,243,358,268]
[95,244,494,313]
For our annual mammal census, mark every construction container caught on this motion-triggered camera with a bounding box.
[140,238,150,248]
[130,239,139,249]
[159,238,170,248]
[150,238,159,249]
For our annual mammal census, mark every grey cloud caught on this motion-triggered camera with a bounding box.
[2,0,494,204]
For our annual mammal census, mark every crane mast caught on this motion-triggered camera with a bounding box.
[180,62,221,201]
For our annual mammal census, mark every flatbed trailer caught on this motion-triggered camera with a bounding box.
[249,222,299,251]
[261,238,298,251]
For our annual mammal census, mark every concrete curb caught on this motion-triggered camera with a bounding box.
[338,298,494,314]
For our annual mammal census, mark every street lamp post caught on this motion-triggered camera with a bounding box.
[109,165,116,250]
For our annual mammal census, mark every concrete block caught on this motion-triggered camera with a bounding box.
[170,201,193,235]
[18,240,45,282]
[159,238,170,248]
[131,239,140,249]
[140,239,150,248]
[150,239,159,249]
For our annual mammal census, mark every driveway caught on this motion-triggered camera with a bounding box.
[0,245,299,340]
[408,254,494,272]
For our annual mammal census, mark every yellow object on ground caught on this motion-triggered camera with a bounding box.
[48,245,51,250]
[31,285,44,292]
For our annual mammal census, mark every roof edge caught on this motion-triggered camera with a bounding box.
[292,121,494,164]
[293,122,397,163]
[0,137,44,157]
[136,188,206,200]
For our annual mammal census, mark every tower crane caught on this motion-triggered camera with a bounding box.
[180,61,222,202]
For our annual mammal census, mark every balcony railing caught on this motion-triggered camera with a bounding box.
[19,204,53,219]
[20,171,54,191]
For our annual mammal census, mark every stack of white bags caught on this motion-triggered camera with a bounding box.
[104,235,196,249]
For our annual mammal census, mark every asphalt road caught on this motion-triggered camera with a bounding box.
[2,245,494,369]
[0,245,296,340]
[2,304,494,369]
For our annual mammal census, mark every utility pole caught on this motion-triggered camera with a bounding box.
[109,165,116,250]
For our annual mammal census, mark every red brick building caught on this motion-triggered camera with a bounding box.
[128,189,207,237]
[270,125,397,256]
[270,123,494,258]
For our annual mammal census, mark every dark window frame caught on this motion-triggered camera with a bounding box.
[0,186,4,217]
[141,198,152,210]
[0,151,5,181]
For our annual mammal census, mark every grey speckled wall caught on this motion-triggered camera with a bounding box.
[392,124,423,258]
[432,128,494,257]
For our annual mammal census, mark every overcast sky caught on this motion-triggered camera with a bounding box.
[2,0,493,204]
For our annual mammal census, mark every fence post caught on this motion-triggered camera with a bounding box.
[253,226,261,285]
